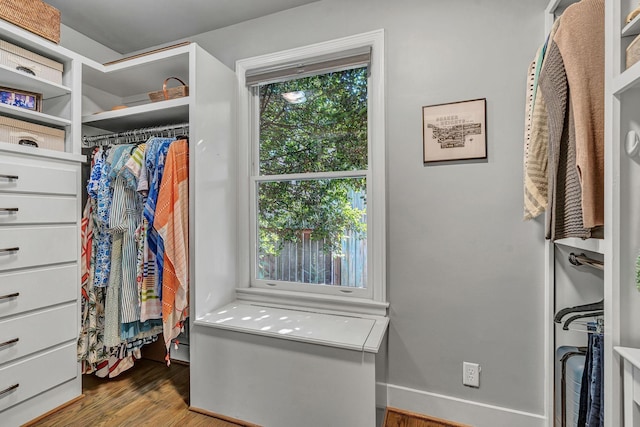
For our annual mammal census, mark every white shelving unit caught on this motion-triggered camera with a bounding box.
[0,21,236,425]
[0,19,81,156]
[608,1,640,426]
[543,1,609,426]
[81,41,238,400]
[0,19,85,427]
[544,1,640,426]
[82,97,189,132]
[80,46,190,128]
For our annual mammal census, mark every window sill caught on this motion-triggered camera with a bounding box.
[194,301,389,353]
[235,287,389,317]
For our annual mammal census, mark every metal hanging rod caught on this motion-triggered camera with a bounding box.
[82,123,189,147]
[568,252,604,271]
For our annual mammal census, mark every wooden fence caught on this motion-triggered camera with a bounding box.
[257,230,367,288]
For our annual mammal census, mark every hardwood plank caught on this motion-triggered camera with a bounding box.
[28,359,244,427]
[22,395,85,426]
[383,407,471,427]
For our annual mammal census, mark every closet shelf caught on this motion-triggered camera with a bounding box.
[83,47,190,98]
[615,346,640,367]
[554,237,604,254]
[0,104,70,127]
[82,97,189,132]
[613,62,640,95]
[0,19,76,64]
[0,64,71,99]
[622,13,640,38]
[0,141,84,162]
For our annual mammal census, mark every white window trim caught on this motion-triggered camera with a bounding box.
[235,29,387,317]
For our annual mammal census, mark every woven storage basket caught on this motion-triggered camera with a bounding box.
[148,77,189,102]
[0,0,60,44]
[0,39,62,85]
[0,115,64,151]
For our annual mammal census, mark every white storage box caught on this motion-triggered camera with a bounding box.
[0,115,64,151]
[0,39,63,85]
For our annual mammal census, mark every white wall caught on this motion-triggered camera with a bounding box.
[60,24,121,63]
[60,0,550,423]
[188,0,549,420]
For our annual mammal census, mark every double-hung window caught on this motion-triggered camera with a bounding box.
[236,31,386,315]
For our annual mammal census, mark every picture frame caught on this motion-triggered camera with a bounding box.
[0,86,41,112]
[422,98,487,163]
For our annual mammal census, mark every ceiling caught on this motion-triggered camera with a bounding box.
[45,0,318,54]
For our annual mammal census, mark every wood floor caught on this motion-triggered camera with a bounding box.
[29,359,242,427]
[383,407,471,427]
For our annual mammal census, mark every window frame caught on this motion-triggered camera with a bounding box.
[236,30,387,316]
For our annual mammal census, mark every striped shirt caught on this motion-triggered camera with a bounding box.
[144,138,173,298]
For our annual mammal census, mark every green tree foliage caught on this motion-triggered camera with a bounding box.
[258,67,368,255]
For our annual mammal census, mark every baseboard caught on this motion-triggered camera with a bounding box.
[376,381,388,408]
[384,383,547,427]
[22,394,84,426]
[189,406,262,427]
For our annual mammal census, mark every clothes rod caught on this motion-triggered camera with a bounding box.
[82,123,189,147]
[568,252,604,271]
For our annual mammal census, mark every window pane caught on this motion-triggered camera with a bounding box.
[258,67,368,175]
[257,178,367,288]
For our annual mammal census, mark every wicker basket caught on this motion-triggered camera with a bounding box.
[148,77,189,102]
[0,0,60,44]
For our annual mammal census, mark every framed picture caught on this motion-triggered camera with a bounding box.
[0,86,41,112]
[422,98,487,163]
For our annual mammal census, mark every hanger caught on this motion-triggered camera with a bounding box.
[562,311,604,330]
[563,317,604,335]
[568,252,604,270]
[554,299,604,323]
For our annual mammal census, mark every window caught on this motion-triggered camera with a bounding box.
[236,30,386,315]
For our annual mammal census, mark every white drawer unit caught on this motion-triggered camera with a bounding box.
[0,265,77,319]
[0,225,77,272]
[0,194,76,225]
[0,304,76,366]
[0,16,84,426]
[0,343,77,412]
[0,158,77,196]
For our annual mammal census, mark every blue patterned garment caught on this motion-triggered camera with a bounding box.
[87,148,113,288]
[143,138,173,298]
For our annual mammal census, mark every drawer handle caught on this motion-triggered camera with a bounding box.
[18,139,38,148]
[0,292,18,301]
[0,247,19,254]
[0,208,18,212]
[0,338,18,349]
[0,383,19,397]
[0,174,18,180]
[16,65,35,76]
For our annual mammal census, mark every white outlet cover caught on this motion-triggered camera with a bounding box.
[463,361,480,387]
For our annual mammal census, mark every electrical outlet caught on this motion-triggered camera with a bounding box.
[463,362,480,388]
